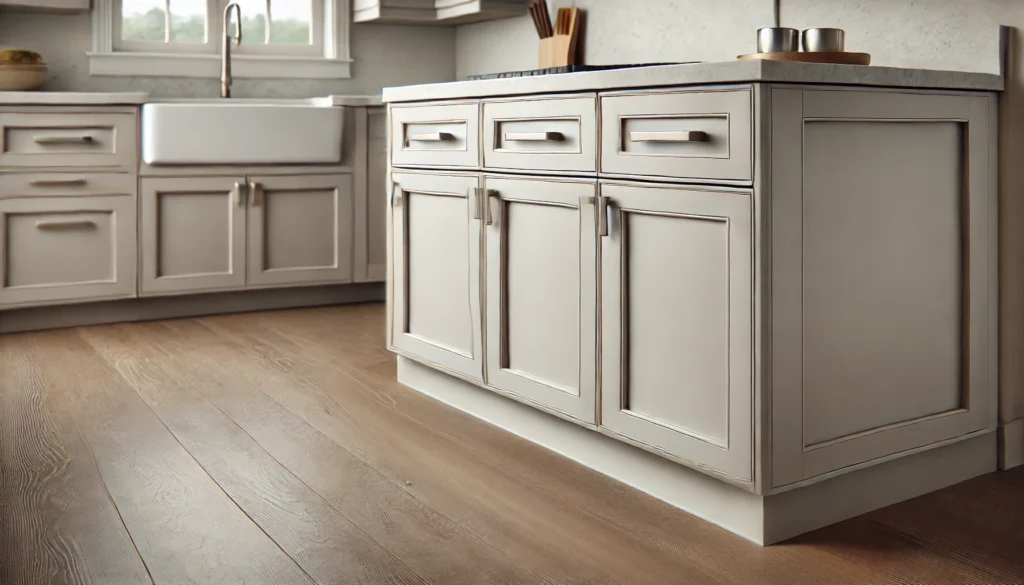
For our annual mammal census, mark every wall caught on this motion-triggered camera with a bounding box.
[456,0,1024,466]
[0,10,456,97]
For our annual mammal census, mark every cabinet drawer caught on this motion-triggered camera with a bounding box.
[0,195,136,309]
[600,89,753,182]
[483,95,596,173]
[0,172,136,199]
[391,102,479,168]
[0,112,137,170]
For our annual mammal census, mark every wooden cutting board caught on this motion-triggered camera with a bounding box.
[738,51,871,65]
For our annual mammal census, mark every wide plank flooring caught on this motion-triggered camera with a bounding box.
[1,302,1022,585]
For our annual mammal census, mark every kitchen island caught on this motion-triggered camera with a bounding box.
[382,61,1001,544]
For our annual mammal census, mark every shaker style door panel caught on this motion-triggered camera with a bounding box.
[600,182,753,481]
[483,176,597,423]
[770,88,997,488]
[389,171,485,382]
[140,177,247,296]
[247,174,354,288]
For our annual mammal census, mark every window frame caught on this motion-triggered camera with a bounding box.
[90,0,351,79]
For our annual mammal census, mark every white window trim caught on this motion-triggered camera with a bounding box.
[89,0,352,79]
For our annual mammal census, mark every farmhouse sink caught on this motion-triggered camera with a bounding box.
[141,98,344,165]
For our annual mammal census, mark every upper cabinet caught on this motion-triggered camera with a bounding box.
[353,0,526,25]
[0,0,89,11]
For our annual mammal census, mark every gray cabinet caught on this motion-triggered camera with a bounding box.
[247,175,353,288]
[599,182,754,481]
[389,171,484,382]
[482,176,597,423]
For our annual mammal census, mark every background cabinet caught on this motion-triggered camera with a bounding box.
[140,177,247,296]
[599,182,753,481]
[0,0,89,12]
[247,175,353,288]
[389,171,484,381]
[482,176,597,422]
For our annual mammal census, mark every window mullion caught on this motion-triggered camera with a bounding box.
[265,0,272,44]
[164,0,172,42]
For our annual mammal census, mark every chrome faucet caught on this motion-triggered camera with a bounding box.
[221,3,242,98]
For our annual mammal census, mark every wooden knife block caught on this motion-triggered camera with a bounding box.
[539,35,577,68]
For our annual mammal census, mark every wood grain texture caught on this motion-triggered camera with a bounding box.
[33,331,317,585]
[0,335,152,585]
[2,303,1023,585]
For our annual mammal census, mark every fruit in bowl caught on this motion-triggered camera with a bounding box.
[0,49,46,91]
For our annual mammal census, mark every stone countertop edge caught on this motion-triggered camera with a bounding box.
[382,60,1005,103]
[0,92,383,107]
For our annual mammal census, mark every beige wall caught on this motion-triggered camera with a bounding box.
[455,0,1024,450]
[0,11,456,97]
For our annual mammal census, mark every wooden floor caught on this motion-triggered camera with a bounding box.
[2,303,1023,585]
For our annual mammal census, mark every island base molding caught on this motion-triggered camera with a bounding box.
[397,356,998,546]
[0,283,384,334]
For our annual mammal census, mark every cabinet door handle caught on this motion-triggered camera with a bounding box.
[30,178,88,188]
[484,190,498,226]
[249,181,263,207]
[407,132,454,143]
[598,196,611,237]
[36,219,96,230]
[234,182,246,207]
[504,131,564,142]
[470,188,481,220]
[34,135,95,145]
[629,131,709,143]
[391,184,402,208]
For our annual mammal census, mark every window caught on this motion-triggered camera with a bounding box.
[90,0,351,79]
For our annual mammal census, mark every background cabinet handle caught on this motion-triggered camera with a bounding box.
[599,196,611,237]
[34,135,95,145]
[391,184,402,208]
[30,178,88,188]
[484,190,498,226]
[406,132,454,143]
[629,131,709,143]
[249,181,263,207]
[471,188,481,220]
[36,219,96,230]
[504,131,564,142]
[234,181,246,207]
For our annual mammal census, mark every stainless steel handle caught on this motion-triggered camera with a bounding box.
[484,190,498,226]
[30,178,88,188]
[36,219,96,230]
[407,132,454,143]
[471,188,481,220]
[34,135,95,145]
[391,184,402,208]
[598,196,611,237]
[504,131,564,142]
[249,181,263,207]
[629,131,709,143]
[234,181,246,207]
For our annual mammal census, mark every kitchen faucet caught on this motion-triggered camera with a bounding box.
[221,3,242,98]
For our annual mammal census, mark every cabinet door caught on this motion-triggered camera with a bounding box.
[483,176,597,423]
[0,196,135,309]
[600,182,753,481]
[770,89,997,488]
[140,177,247,296]
[366,108,388,282]
[247,174,353,288]
[390,172,484,382]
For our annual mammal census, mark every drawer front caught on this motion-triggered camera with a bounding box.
[0,172,136,200]
[483,95,597,173]
[391,102,480,168]
[601,89,753,182]
[0,196,136,308]
[0,112,137,170]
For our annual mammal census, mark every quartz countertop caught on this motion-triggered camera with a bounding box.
[318,95,383,107]
[383,60,1004,103]
[0,91,150,105]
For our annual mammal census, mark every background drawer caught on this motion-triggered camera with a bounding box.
[601,89,753,183]
[0,172,136,199]
[0,112,137,170]
[0,195,136,308]
[483,95,597,173]
[391,102,480,168]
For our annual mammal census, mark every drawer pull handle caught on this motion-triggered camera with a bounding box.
[504,132,564,142]
[233,182,247,207]
[36,219,96,231]
[30,178,88,188]
[598,196,610,237]
[484,190,498,226]
[629,131,709,143]
[407,132,454,143]
[249,181,263,207]
[34,135,96,145]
